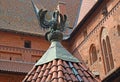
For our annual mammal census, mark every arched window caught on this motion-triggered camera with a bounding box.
[90,44,97,65]
[106,36,114,69]
[102,39,110,72]
[117,25,120,36]
[100,28,114,73]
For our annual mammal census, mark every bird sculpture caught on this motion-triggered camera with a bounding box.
[31,0,71,40]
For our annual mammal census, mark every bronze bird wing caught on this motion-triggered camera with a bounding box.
[31,0,50,29]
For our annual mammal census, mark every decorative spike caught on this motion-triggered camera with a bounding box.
[31,0,39,17]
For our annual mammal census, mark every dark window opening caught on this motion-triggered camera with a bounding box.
[83,29,87,39]
[102,39,110,73]
[102,36,114,74]
[90,44,98,65]
[92,46,97,63]
[24,41,31,48]
[10,57,12,60]
[117,25,120,36]
[106,36,114,69]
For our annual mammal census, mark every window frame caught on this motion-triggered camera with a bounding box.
[24,40,31,48]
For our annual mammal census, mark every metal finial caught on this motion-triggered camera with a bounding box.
[31,0,71,41]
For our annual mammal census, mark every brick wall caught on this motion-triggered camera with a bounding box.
[0,72,25,82]
[70,0,120,80]
[0,31,69,81]
[0,31,69,63]
[0,31,48,63]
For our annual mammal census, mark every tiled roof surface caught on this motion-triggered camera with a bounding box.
[0,0,80,35]
[23,34,100,82]
[0,60,34,73]
[23,59,99,82]
[76,0,98,26]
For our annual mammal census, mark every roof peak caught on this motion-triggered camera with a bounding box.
[35,41,79,66]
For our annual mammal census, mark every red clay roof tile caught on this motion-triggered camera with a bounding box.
[0,59,34,73]
[23,59,100,82]
[0,0,80,35]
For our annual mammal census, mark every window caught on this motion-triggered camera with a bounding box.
[117,25,120,36]
[83,28,87,39]
[10,57,12,60]
[100,28,114,73]
[90,44,98,65]
[102,36,114,73]
[102,39,110,72]
[102,37,114,73]
[24,40,31,48]
[106,36,114,69]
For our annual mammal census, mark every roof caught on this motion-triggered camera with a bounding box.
[70,0,103,38]
[0,0,80,36]
[35,41,79,66]
[23,59,99,82]
[74,0,98,27]
[0,59,34,73]
[23,39,99,82]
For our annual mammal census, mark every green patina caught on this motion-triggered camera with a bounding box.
[35,41,79,66]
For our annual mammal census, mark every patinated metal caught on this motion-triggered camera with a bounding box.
[32,0,80,65]
[31,0,71,41]
[35,41,79,66]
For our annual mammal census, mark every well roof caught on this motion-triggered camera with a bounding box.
[23,40,99,82]
[23,59,99,82]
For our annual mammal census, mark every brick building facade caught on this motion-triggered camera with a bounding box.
[0,0,120,82]
[70,0,120,81]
